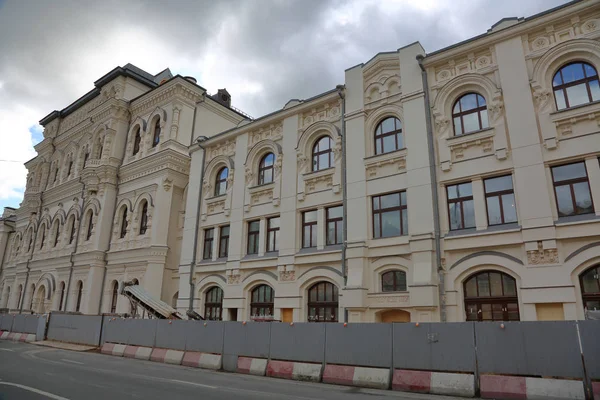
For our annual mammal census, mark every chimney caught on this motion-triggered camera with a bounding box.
[211,89,231,108]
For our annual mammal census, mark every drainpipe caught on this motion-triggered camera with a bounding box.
[64,180,86,312]
[417,55,446,322]
[187,94,207,315]
[336,85,348,323]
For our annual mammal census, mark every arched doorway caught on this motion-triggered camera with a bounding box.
[378,309,411,323]
[35,286,46,314]
[580,264,600,312]
[250,284,274,319]
[463,270,519,321]
[307,281,338,322]
[204,286,223,321]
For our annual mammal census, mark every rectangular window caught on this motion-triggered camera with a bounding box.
[302,210,318,248]
[551,162,594,217]
[484,175,517,225]
[218,225,229,258]
[202,228,214,260]
[372,192,407,238]
[326,205,343,245]
[447,182,475,230]
[247,221,260,255]
[267,217,280,252]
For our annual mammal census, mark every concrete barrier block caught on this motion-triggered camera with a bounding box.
[182,352,222,370]
[135,347,152,361]
[480,375,526,399]
[101,343,115,355]
[11,333,21,341]
[392,369,431,393]
[267,360,294,379]
[237,357,267,376]
[431,372,475,397]
[150,348,168,363]
[182,351,202,367]
[0,331,8,340]
[112,344,126,357]
[293,362,322,382]
[323,364,355,386]
[21,333,36,343]
[164,349,184,365]
[123,346,139,359]
[525,377,584,400]
[592,382,600,400]
[6,332,15,340]
[352,366,390,389]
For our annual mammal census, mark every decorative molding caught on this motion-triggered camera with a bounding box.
[449,250,524,270]
[364,149,407,179]
[279,270,295,282]
[299,101,341,130]
[527,242,559,265]
[303,168,335,194]
[247,123,283,148]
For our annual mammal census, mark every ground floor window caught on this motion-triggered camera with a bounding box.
[464,270,519,321]
[307,281,338,322]
[204,286,223,321]
[580,265,600,312]
[250,284,274,319]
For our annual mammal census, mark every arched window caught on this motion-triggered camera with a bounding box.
[204,286,223,321]
[27,233,33,252]
[3,286,10,308]
[215,167,228,196]
[132,127,141,155]
[16,284,23,309]
[452,93,489,136]
[69,217,76,244]
[86,212,94,241]
[67,160,73,177]
[110,281,118,313]
[83,151,89,168]
[75,281,83,312]
[553,62,600,110]
[53,223,60,247]
[580,265,600,312]
[382,270,407,292]
[375,117,403,155]
[464,271,519,321]
[152,119,161,148]
[119,207,128,239]
[258,153,275,185]
[39,225,46,249]
[307,281,338,322]
[312,136,333,171]
[139,202,148,235]
[58,282,65,311]
[28,284,35,310]
[250,285,274,319]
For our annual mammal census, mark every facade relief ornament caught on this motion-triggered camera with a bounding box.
[226,270,242,285]
[244,167,255,185]
[434,115,451,135]
[533,89,553,113]
[527,242,559,265]
[296,153,308,171]
[582,19,599,34]
[487,101,504,123]
[279,270,295,282]
[208,140,236,161]
[162,178,173,192]
[248,123,283,147]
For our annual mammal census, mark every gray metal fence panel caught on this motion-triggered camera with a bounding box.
[47,313,103,346]
[325,323,392,368]
[393,322,476,372]
[36,315,47,341]
[223,322,271,358]
[13,315,40,334]
[269,322,325,363]
[476,321,583,378]
[155,320,187,350]
[0,314,14,331]
[578,320,600,379]
[101,318,157,347]
[184,321,224,354]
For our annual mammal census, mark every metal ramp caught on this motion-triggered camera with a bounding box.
[120,282,185,320]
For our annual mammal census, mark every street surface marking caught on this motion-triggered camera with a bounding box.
[60,359,84,365]
[0,382,70,399]
[0,348,14,352]
[170,379,217,389]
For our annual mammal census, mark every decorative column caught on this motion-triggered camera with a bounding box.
[472,178,488,231]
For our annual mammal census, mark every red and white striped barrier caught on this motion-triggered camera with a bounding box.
[123,345,153,361]
[592,382,600,400]
[0,331,9,340]
[0,332,36,342]
[182,351,222,370]
[150,348,184,365]
[237,356,268,376]
[392,369,475,397]
[480,375,585,400]
[266,360,322,382]
[323,364,389,389]
[100,343,126,356]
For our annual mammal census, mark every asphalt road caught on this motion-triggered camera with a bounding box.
[0,340,471,400]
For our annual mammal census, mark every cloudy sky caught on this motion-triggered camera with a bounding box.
[0,0,568,211]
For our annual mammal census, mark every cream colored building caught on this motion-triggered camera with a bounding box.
[2,0,600,323]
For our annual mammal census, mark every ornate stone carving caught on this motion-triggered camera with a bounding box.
[434,115,451,135]
[582,19,599,34]
[488,101,504,123]
[296,153,308,171]
[208,140,236,161]
[533,89,553,113]
[248,123,283,147]
[475,56,492,69]
[300,102,341,129]
[162,178,173,192]
[437,70,452,81]
[279,270,295,282]
[245,167,255,185]
[371,295,409,304]
[531,36,550,51]
[227,272,241,285]
[527,242,559,265]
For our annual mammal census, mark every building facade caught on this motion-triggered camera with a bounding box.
[1,0,600,323]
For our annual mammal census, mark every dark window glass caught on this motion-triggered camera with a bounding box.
[307,281,338,322]
[67,161,73,177]
[302,210,318,248]
[247,220,260,254]
[76,281,83,312]
[83,152,89,168]
[267,217,280,252]
[553,62,600,110]
[219,225,230,258]
[53,223,60,247]
[110,281,118,313]
[259,153,275,185]
[463,271,519,322]
[372,192,407,238]
[312,136,333,171]
[204,286,223,321]
[551,162,594,217]
[580,265,600,312]
[484,175,517,225]
[53,168,59,183]
[119,207,128,239]
[69,218,76,244]
[139,202,148,235]
[374,117,403,155]
[203,228,214,260]
[86,212,93,241]
[152,119,161,148]
[250,284,274,319]
[452,93,488,135]
[215,167,228,196]
[39,226,45,249]
[58,282,65,311]
[326,206,343,245]
[381,270,407,292]
[447,182,475,230]
[133,127,141,155]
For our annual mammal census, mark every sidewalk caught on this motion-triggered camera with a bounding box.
[33,340,98,352]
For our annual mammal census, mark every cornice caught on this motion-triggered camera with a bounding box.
[130,79,203,118]
[41,179,84,206]
[119,148,191,184]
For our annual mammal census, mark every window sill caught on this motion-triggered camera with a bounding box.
[446,127,494,146]
[303,167,335,179]
[364,147,407,162]
[241,252,279,262]
[248,182,275,192]
[368,291,409,295]
[197,259,227,266]
[296,246,341,256]
[555,213,600,226]
[444,224,521,239]
[206,194,226,204]
[550,99,600,116]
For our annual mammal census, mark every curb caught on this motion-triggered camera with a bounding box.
[480,374,585,400]
[150,348,184,365]
[323,364,389,389]
[182,351,222,370]
[392,369,475,397]
[237,357,268,376]
[0,331,36,342]
[266,360,322,382]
